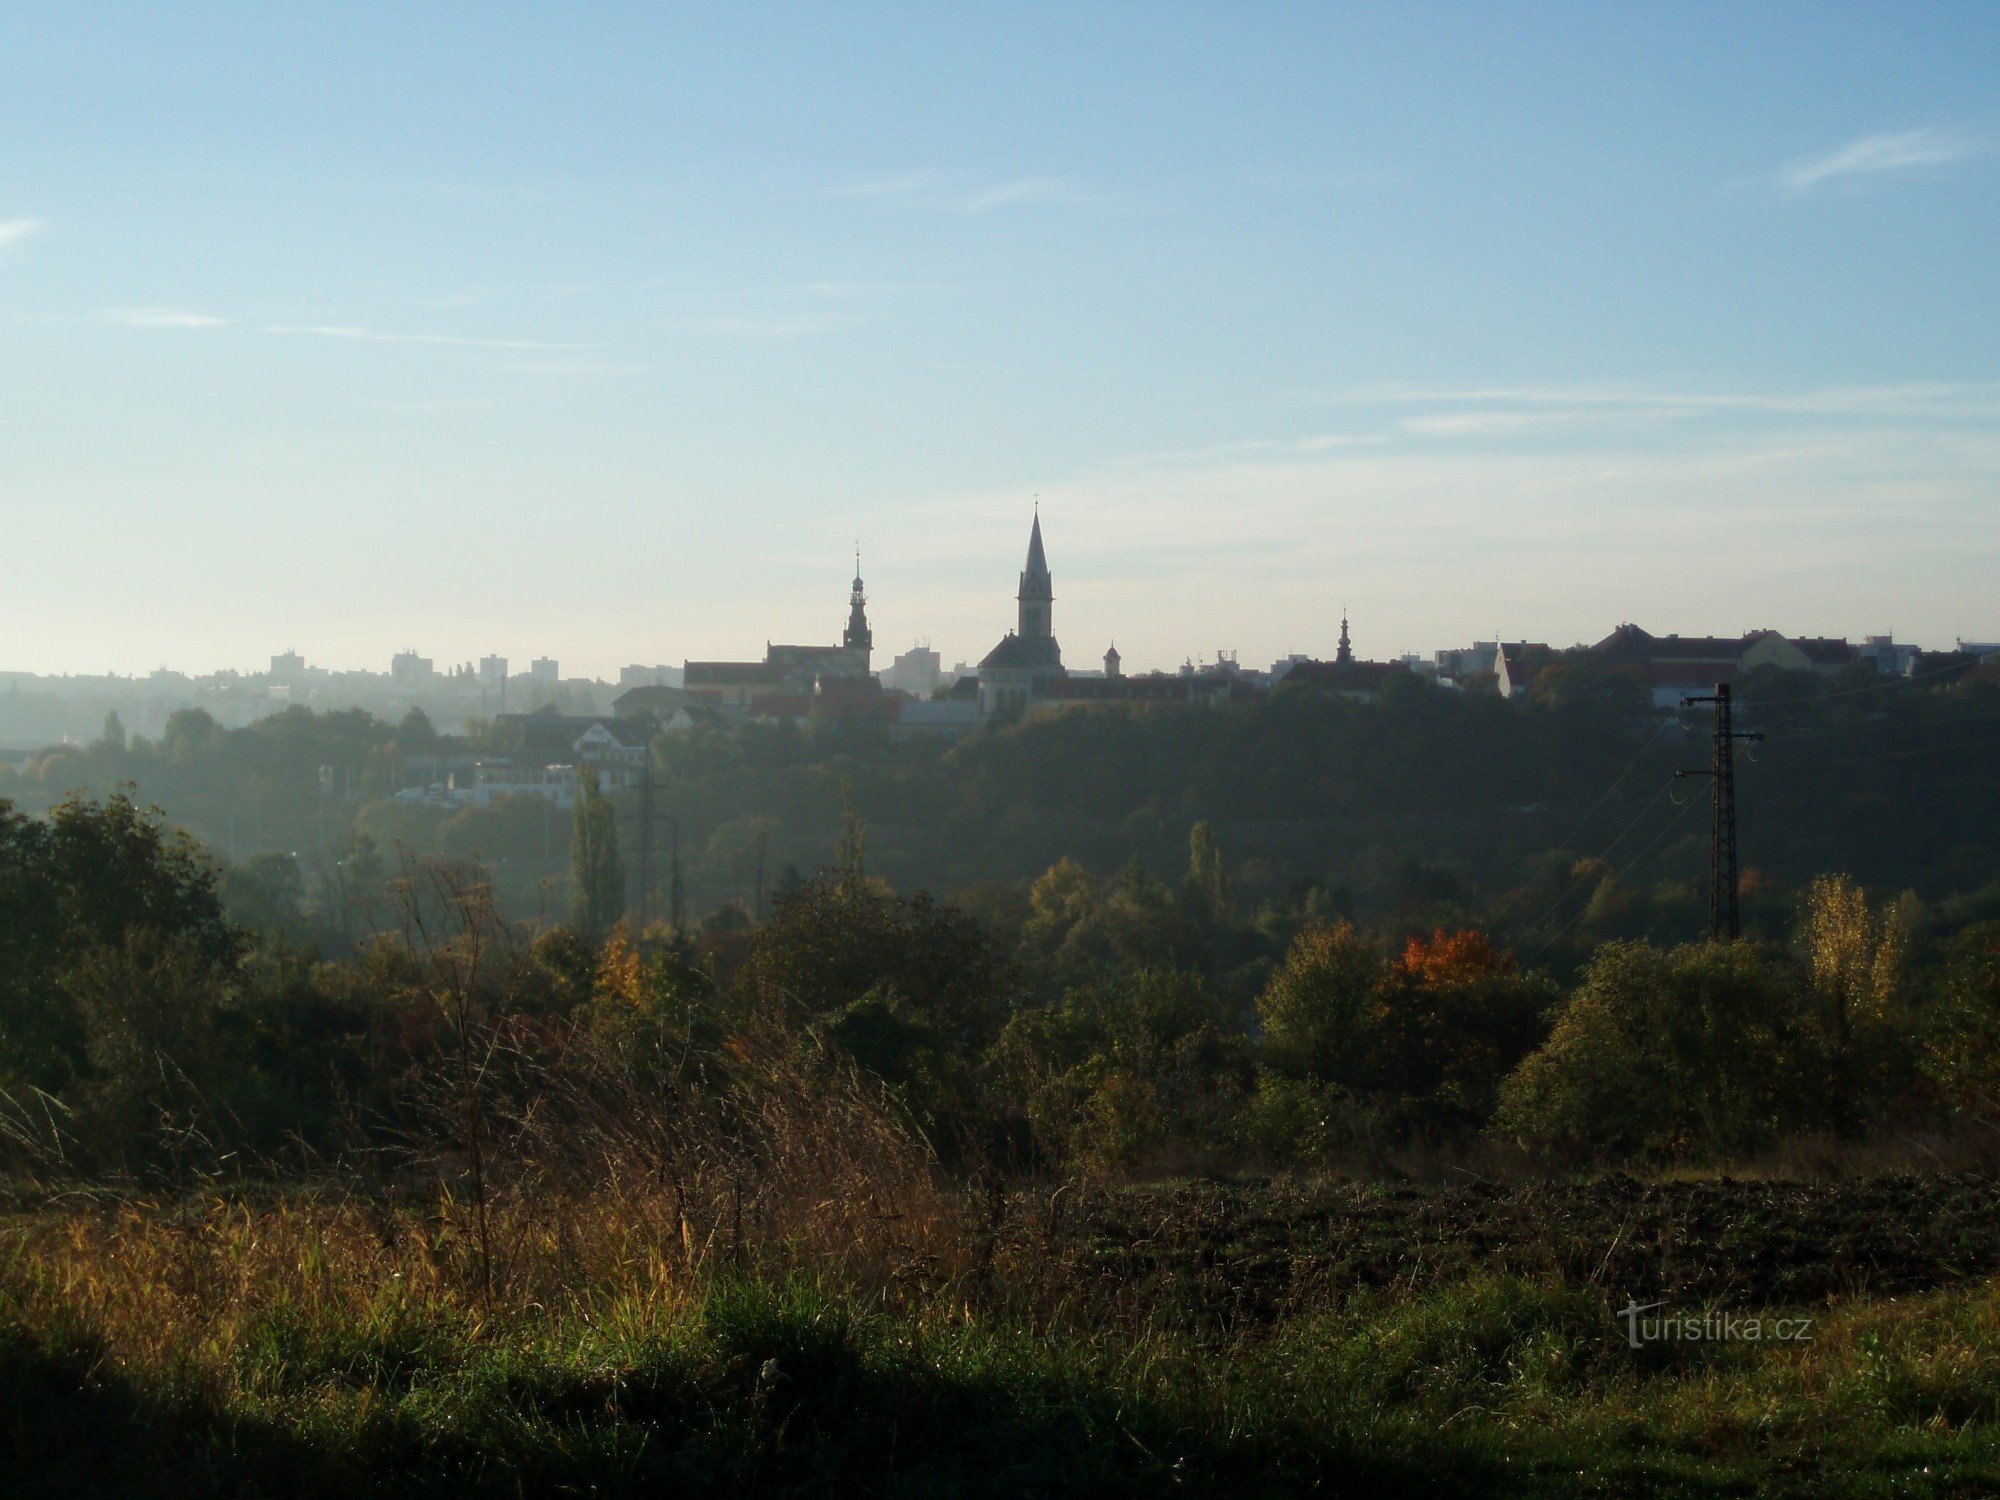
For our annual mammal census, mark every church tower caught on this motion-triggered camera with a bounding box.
[843,551,873,670]
[1017,510,1058,664]
[1335,609,1354,666]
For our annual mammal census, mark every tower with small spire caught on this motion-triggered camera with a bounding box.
[1017,507,1055,654]
[1104,642,1121,679]
[978,507,1068,716]
[843,550,873,670]
[1335,609,1354,666]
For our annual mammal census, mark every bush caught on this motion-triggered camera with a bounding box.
[1494,939,1827,1160]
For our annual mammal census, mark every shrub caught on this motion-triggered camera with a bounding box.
[1494,939,1826,1160]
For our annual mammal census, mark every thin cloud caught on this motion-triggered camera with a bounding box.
[1402,410,1594,438]
[1783,128,1976,192]
[266,323,586,351]
[958,177,1090,214]
[0,216,47,249]
[1344,381,2000,424]
[102,307,229,329]
[831,171,1096,215]
[663,311,858,339]
[829,170,942,202]
[495,356,648,378]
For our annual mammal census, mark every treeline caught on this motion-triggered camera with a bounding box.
[3,658,1997,952]
[3,787,1997,1183]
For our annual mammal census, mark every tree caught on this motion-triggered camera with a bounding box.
[739,875,1015,1140]
[0,790,243,1152]
[1184,820,1231,924]
[1800,874,1907,1046]
[219,852,307,938]
[991,966,1247,1170]
[99,711,126,752]
[1361,929,1553,1131]
[395,707,441,754]
[161,707,222,764]
[1923,923,2000,1119]
[1495,939,1822,1159]
[1255,921,1381,1082]
[835,779,867,880]
[568,764,624,946]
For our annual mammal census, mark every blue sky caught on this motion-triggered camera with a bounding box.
[2,4,1995,677]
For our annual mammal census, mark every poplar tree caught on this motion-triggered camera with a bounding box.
[569,764,624,945]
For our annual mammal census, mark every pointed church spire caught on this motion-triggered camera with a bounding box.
[1336,608,1354,665]
[1015,509,1057,657]
[1021,511,1051,597]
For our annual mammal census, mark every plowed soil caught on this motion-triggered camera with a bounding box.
[1010,1174,2000,1324]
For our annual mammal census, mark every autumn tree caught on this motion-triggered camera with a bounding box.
[1361,929,1554,1132]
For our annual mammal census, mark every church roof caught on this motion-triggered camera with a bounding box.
[979,632,1044,670]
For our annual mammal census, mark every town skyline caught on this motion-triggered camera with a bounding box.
[4,6,1997,676]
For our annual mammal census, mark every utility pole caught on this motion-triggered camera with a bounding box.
[1676,682,1763,941]
[752,827,769,925]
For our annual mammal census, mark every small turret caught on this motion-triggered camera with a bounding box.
[1104,642,1121,679]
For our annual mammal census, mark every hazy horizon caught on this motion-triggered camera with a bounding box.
[4,5,1996,679]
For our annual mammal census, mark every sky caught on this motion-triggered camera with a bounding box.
[2,3,1996,679]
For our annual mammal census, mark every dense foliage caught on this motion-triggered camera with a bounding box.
[4,660,1996,956]
[4,778,1998,1180]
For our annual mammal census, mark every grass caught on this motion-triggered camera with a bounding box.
[4,1190,2000,1496]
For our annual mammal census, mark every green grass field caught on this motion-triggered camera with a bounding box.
[6,1183,2000,1497]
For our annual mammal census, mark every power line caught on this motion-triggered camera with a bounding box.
[1525,789,1706,968]
[1549,730,1659,853]
[1791,734,2000,771]
[1745,655,1974,708]
[1515,781,1672,943]
[1752,707,2000,742]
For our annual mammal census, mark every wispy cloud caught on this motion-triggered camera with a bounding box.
[1400,410,1600,438]
[1343,381,2000,426]
[101,307,229,329]
[655,278,931,341]
[1783,128,1977,192]
[494,356,647,378]
[829,170,943,202]
[831,171,1097,215]
[957,177,1091,214]
[0,216,47,250]
[265,323,586,351]
[663,312,858,340]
